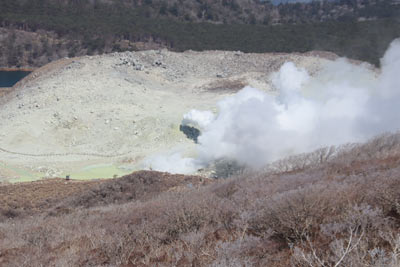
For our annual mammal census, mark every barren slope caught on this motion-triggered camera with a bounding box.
[0,50,336,182]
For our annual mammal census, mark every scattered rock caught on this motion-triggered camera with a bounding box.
[153,60,163,67]
[136,65,144,71]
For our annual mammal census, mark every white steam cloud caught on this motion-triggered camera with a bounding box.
[146,39,400,173]
[143,152,197,174]
[182,110,215,129]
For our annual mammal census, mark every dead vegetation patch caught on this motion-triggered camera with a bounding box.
[0,178,104,220]
[0,171,210,221]
[200,78,247,93]
[53,170,210,211]
[0,134,400,266]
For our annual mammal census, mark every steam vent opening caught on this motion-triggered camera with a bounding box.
[179,124,201,143]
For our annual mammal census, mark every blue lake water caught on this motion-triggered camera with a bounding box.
[0,71,31,87]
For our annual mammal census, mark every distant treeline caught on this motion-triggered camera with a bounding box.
[0,0,399,66]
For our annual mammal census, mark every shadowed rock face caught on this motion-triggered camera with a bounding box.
[179,124,201,143]
[0,50,336,181]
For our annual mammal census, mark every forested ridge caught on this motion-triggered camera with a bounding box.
[0,0,399,68]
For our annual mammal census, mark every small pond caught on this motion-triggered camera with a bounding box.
[0,71,31,87]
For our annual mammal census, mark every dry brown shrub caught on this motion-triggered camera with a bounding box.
[1,134,400,266]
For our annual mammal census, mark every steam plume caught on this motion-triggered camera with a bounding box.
[146,39,400,173]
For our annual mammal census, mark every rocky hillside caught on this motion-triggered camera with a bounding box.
[0,49,336,182]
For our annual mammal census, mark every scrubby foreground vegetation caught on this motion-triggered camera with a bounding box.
[1,134,400,266]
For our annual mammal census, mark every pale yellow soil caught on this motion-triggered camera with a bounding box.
[0,49,336,182]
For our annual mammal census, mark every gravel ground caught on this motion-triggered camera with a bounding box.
[0,49,336,181]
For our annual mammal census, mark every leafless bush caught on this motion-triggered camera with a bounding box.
[249,184,343,243]
[371,176,400,220]
[265,132,400,175]
[1,133,400,266]
[267,146,338,173]
[292,205,400,267]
